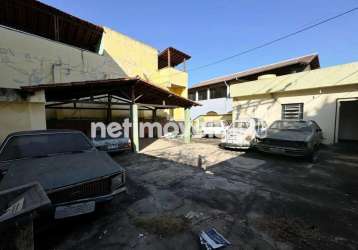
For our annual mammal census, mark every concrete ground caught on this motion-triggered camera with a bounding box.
[36,139,358,250]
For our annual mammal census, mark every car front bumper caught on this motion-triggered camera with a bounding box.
[54,186,127,207]
[255,144,311,157]
[219,142,251,150]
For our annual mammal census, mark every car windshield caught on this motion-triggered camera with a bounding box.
[94,130,128,140]
[94,131,112,140]
[233,121,250,129]
[269,121,312,132]
[0,132,93,161]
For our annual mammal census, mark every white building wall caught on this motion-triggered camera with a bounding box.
[191,97,232,119]
[233,87,358,144]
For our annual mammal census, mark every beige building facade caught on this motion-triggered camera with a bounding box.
[231,62,358,145]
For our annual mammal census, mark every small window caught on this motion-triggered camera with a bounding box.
[198,89,208,100]
[206,122,213,127]
[213,121,221,127]
[282,103,304,120]
[210,86,227,99]
[188,92,196,101]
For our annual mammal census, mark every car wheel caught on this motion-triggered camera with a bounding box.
[308,149,319,163]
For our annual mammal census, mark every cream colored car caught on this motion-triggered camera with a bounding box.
[201,121,229,138]
[220,118,267,149]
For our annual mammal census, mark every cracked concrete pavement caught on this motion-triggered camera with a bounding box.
[36,139,358,250]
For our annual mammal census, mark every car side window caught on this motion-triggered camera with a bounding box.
[214,122,221,127]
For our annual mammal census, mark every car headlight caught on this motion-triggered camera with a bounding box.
[111,173,125,191]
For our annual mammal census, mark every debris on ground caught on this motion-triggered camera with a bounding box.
[199,228,231,250]
[133,215,189,236]
[185,211,203,220]
[162,132,179,139]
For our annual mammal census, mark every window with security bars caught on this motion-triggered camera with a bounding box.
[282,103,304,120]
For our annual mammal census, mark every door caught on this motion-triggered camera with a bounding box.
[338,100,358,142]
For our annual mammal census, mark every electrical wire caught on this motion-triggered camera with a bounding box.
[189,6,358,72]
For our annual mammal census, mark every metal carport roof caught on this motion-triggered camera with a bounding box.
[22,77,199,108]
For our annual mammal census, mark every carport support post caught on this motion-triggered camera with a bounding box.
[152,108,157,138]
[184,107,191,143]
[130,103,139,152]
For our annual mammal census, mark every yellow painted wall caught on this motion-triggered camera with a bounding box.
[102,27,158,81]
[232,85,358,144]
[0,25,190,125]
[152,67,188,88]
[0,26,124,89]
[102,27,189,121]
[0,101,46,143]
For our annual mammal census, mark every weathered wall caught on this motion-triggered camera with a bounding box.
[0,25,189,125]
[0,26,124,89]
[0,101,46,143]
[102,27,158,82]
[232,85,358,144]
[0,89,46,142]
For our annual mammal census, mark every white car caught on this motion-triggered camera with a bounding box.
[201,121,229,138]
[220,118,267,149]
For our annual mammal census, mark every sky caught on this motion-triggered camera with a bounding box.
[42,0,358,87]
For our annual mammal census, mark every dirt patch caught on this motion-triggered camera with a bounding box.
[256,217,329,250]
[133,215,190,236]
[141,138,241,169]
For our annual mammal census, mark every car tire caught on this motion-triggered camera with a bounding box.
[308,148,319,163]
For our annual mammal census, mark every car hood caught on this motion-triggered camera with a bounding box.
[227,128,253,134]
[0,151,124,192]
[264,129,312,142]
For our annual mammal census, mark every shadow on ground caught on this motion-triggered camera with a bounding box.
[35,139,358,250]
